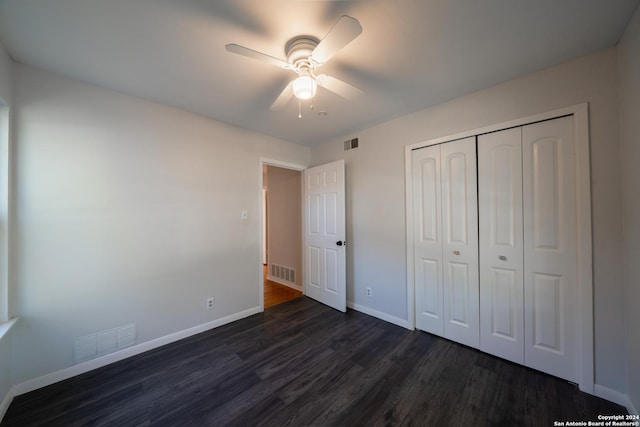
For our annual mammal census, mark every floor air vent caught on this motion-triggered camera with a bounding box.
[73,324,137,364]
[270,263,296,285]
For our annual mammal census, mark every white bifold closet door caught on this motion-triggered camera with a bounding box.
[478,128,525,364]
[413,137,479,348]
[522,117,578,383]
[478,116,578,382]
[412,144,444,336]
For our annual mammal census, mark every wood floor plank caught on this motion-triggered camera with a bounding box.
[2,297,627,426]
[203,347,336,426]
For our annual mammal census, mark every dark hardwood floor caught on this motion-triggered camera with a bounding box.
[2,297,626,426]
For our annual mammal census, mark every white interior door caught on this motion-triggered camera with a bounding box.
[478,128,525,364]
[522,116,578,382]
[303,160,346,312]
[412,145,444,335]
[440,138,479,348]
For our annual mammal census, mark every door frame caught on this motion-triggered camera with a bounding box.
[404,103,593,393]
[258,158,307,311]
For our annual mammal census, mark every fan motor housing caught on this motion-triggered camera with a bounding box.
[285,36,319,67]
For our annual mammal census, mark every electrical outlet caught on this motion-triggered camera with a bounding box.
[366,287,372,297]
[206,297,215,310]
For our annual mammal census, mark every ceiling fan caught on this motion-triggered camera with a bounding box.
[225,15,364,113]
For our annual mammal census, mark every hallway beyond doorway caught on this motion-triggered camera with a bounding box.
[264,265,302,308]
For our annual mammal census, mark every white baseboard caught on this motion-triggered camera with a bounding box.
[347,301,410,329]
[266,275,302,291]
[0,385,15,422]
[594,384,637,415]
[13,306,262,396]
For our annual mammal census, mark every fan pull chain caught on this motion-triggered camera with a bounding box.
[298,98,302,119]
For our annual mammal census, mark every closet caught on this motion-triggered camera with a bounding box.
[412,137,479,349]
[412,115,581,384]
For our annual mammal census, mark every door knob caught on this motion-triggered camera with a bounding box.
[453,250,460,255]
[499,255,507,261]
[336,240,345,246]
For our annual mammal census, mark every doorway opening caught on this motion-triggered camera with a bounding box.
[262,162,303,308]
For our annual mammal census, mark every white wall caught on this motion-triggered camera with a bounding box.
[618,4,640,414]
[11,64,309,385]
[0,41,13,414]
[311,48,626,393]
[0,42,10,105]
[266,166,302,287]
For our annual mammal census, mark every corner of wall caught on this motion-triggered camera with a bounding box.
[617,1,640,417]
[0,41,12,105]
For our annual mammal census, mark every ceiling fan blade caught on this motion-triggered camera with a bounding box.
[225,44,292,69]
[270,81,294,111]
[310,15,362,66]
[316,74,364,100]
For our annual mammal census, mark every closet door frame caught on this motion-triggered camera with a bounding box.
[404,103,593,394]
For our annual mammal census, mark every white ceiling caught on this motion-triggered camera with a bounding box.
[0,0,638,146]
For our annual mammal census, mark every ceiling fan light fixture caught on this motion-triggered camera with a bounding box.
[226,15,363,111]
[292,75,317,100]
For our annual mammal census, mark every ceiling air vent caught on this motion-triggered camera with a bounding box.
[344,137,359,151]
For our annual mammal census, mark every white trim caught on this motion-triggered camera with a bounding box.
[13,306,261,396]
[405,103,593,392]
[0,106,12,323]
[347,301,410,330]
[0,317,16,341]
[594,384,638,415]
[405,146,416,330]
[266,275,303,291]
[260,158,308,171]
[573,104,594,394]
[551,105,593,392]
[405,104,583,151]
[258,157,308,311]
[0,385,16,422]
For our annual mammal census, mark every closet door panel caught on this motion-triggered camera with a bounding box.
[413,145,444,335]
[478,128,524,363]
[441,137,479,348]
[523,116,578,383]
